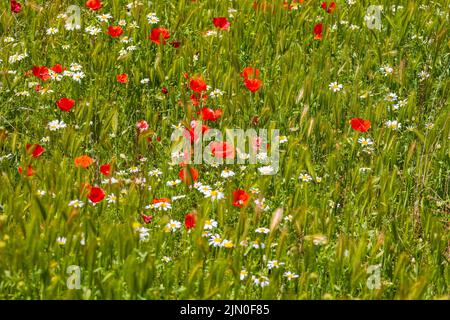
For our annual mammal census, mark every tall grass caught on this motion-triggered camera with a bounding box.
[0,0,448,299]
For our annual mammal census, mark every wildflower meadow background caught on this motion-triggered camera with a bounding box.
[0,0,449,299]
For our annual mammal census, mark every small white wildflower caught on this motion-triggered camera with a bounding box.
[385,120,401,130]
[106,194,117,204]
[258,166,275,175]
[252,275,269,287]
[97,13,113,23]
[154,201,172,211]
[240,269,248,280]
[209,88,224,98]
[299,173,312,182]
[283,271,299,280]
[329,82,343,92]
[418,70,430,81]
[204,219,218,230]
[165,220,181,232]
[268,260,285,270]
[46,27,59,35]
[255,227,270,234]
[166,179,181,187]
[47,120,67,131]
[68,200,84,208]
[220,169,235,178]
[56,236,67,245]
[358,137,374,147]
[203,189,225,201]
[146,13,159,24]
[384,92,398,102]
[208,234,223,247]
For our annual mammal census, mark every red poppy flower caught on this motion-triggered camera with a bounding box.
[313,23,323,40]
[87,186,105,203]
[189,76,207,93]
[241,67,260,79]
[117,73,128,83]
[184,213,196,229]
[162,87,168,94]
[100,163,111,176]
[212,17,231,30]
[199,107,222,121]
[321,1,336,13]
[350,118,371,132]
[232,189,250,208]
[153,198,171,204]
[56,97,75,112]
[283,0,305,10]
[86,0,102,11]
[244,78,262,93]
[210,141,235,159]
[32,66,50,81]
[136,120,149,132]
[170,40,181,48]
[108,26,123,38]
[183,121,209,143]
[190,93,208,106]
[11,0,21,13]
[142,214,153,224]
[149,28,170,45]
[179,166,199,185]
[74,155,94,169]
[26,144,45,158]
[51,64,63,73]
[18,165,35,176]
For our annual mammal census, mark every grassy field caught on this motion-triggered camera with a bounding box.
[0,0,448,299]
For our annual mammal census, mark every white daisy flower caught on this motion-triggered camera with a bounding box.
[68,200,84,208]
[252,275,269,287]
[329,82,343,92]
[358,137,374,147]
[56,236,67,245]
[204,219,218,230]
[283,271,299,280]
[220,169,235,178]
[154,201,172,211]
[298,173,313,182]
[384,92,398,102]
[165,220,181,232]
[166,179,181,187]
[106,194,117,204]
[46,27,59,35]
[255,227,270,234]
[97,13,113,22]
[146,13,159,24]
[208,234,223,247]
[385,120,401,130]
[268,260,285,270]
[47,120,67,131]
[203,189,225,201]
